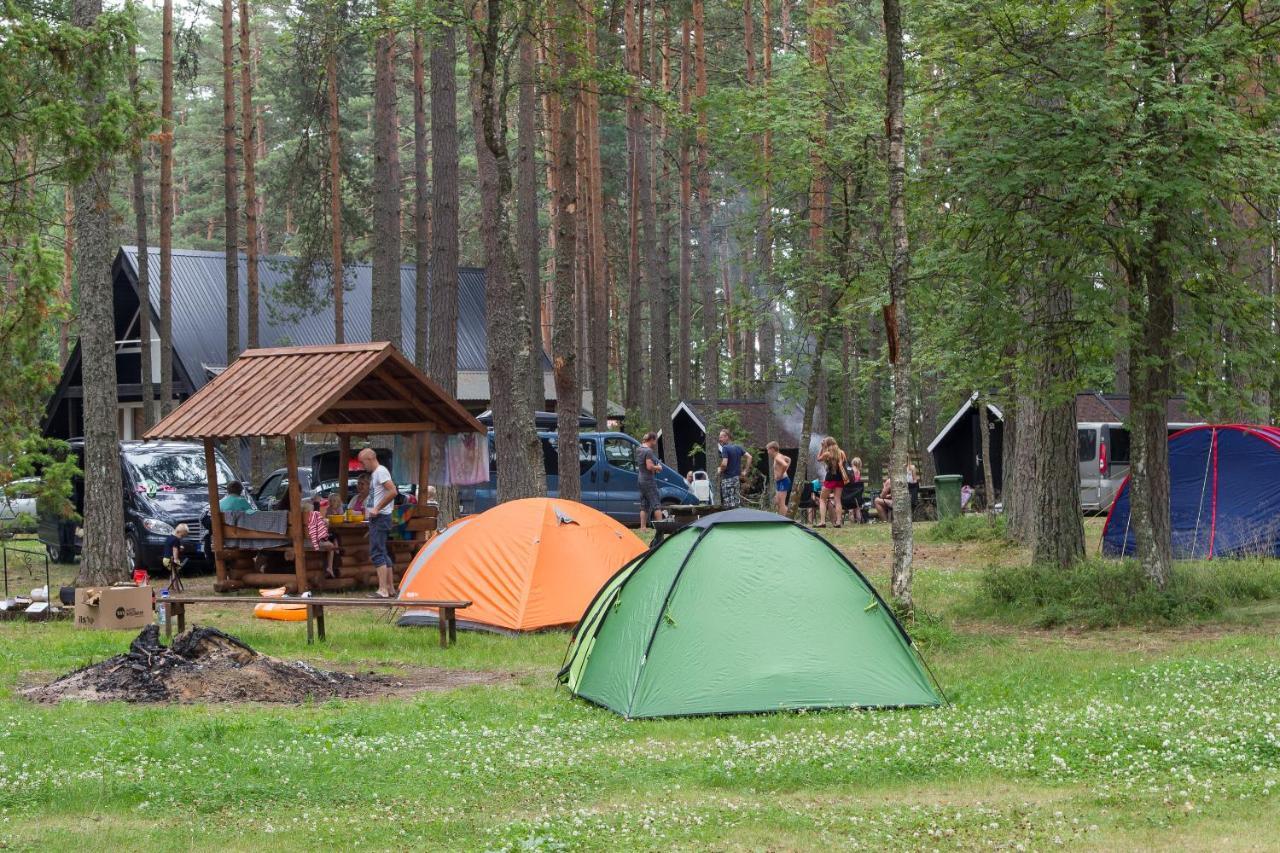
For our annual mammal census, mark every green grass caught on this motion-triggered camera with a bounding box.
[971,557,1280,629]
[922,513,1007,543]
[0,522,1278,849]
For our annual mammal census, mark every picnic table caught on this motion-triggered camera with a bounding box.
[161,595,470,647]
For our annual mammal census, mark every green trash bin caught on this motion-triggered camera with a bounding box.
[934,475,963,519]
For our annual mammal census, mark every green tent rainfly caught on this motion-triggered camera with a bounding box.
[558,509,944,718]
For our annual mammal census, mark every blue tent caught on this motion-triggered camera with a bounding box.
[1102,425,1280,559]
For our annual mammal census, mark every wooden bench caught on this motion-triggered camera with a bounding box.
[161,595,471,647]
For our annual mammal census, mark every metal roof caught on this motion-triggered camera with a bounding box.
[119,247,549,395]
[144,342,483,440]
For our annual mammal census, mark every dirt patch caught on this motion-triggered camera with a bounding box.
[23,625,509,704]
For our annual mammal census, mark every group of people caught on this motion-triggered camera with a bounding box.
[768,437,918,526]
[636,428,754,530]
[635,427,919,530]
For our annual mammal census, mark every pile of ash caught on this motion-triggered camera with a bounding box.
[25,625,396,704]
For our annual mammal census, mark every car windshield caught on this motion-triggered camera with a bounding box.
[128,448,235,489]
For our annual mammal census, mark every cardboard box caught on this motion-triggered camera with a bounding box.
[74,585,152,630]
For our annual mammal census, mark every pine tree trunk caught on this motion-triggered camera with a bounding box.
[60,188,74,367]
[429,22,460,521]
[371,4,402,348]
[584,18,609,426]
[677,18,694,402]
[638,1,663,433]
[656,14,677,467]
[73,0,127,585]
[239,0,258,346]
[692,0,720,494]
[884,0,914,612]
[429,24,460,393]
[472,0,547,500]
[552,0,581,501]
[220,0,238,368]
[517,20,543,406]
[412,18,430,370]
[129,45,155,430]
[623,0,645,419]
[327,44,344,343]
[756,0,773,388]
[160,0,175,414]
[978,394,995,518]
[1127,3,1176,587]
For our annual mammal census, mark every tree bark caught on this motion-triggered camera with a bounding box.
[1126,3,1176,586]
[327,40,344,343]
[552,0,581,501]
[677,18,693,402]
[587,22,609,426]
[639,2,663,433]
[517,18,543,405]
[160,0,175,415]
[623,0,646,419]
[694,0,716,403]
[74,0,127,585]
[884,0,914,612]
[978,393,996,518]
[472,0,547,500]
[430,21,460,521]
[239,0,259,358]
[129,44,155,429]
[220,0,238,368]
[412,17,430,370]
[59,187,74,366]
[371,4,402,348]
[429,24,460,393]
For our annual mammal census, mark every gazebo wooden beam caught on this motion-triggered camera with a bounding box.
[304,421,440,434]
[285,435,308,594]
[328,399,408,410]
[203,438,228,588]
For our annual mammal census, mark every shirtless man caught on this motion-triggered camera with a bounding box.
[766,441,792,516]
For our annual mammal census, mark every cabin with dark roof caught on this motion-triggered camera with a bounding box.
[44,247,554,440]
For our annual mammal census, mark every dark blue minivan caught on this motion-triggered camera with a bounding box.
[458,431,695,525]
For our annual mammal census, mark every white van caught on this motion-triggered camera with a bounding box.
[1078,421,1199,512]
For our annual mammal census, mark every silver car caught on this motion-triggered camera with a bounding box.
[0,477,39,533]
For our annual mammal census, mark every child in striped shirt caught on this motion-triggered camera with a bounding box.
[308,497,341,579]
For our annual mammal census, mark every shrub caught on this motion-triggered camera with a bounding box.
[972,558,1280,629]
[922,514,1007,544]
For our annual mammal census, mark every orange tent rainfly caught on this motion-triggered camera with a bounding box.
[397,498,646,633]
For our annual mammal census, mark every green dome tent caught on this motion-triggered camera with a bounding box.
[558,509,944,718]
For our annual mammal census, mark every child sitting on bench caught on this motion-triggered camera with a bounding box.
[307,497,341,579]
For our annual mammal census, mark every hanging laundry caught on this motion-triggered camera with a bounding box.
[446,432,490,485]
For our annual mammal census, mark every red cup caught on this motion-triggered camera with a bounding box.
[132,568,149,586]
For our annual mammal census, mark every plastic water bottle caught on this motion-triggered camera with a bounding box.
[157,589,168,627]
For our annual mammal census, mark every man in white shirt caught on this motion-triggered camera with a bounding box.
[360,447,398,598]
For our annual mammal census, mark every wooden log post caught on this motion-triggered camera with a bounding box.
[285,435,308,593]
[338,434,351,506]
[417,429,431,540]
[203,438,228,588]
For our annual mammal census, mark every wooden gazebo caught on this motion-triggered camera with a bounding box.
[144,342,483,593]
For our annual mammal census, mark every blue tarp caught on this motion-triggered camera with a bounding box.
[1102,425,1280,559]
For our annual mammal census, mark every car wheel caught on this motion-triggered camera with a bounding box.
[126,532,143,573]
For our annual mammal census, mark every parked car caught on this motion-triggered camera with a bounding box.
[0,477,39,534]
[459,431,697,525]
[37,440,240,570]
[1077,421,1199,512]
[254,464,412,511]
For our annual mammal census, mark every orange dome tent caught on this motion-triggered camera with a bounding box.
[397,498,646,633]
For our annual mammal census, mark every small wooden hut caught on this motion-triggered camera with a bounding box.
[144,342,483,593]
